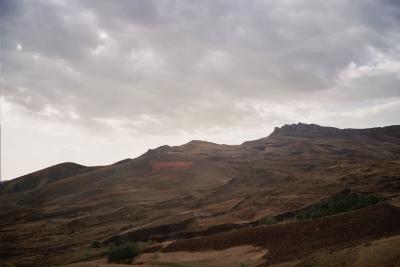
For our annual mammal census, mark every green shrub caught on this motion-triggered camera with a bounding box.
[91,240,101,248]
[108,242,140,263]
[263,216,278,225]
[296,193,383,221]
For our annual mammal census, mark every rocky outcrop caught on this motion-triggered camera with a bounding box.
[269,123,400,139]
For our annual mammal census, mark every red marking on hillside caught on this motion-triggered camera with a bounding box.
[151,161,194,173]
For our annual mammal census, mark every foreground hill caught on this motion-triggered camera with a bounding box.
[1,123,400,266]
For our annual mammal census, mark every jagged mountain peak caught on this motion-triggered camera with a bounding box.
[270,123,342,137]
[269,122,400,139]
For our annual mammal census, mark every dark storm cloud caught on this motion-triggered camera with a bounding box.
[0,0,20,21]
[2,0,400,135]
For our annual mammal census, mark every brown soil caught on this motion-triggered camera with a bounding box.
[164,203,400,265]
[274,234,400,267]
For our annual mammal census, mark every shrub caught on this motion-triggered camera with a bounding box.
[296,193,383,221]
[91,240,101,248]
[263,216,278,225]
[108,242,140,263]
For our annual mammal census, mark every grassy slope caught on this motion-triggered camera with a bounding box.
[274,234,400,267]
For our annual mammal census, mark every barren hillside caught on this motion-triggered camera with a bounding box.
[1,123,400,266]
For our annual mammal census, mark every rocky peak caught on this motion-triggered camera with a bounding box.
[269,123,400,139]
[270,123,342,137]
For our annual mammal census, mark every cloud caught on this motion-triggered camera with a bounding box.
[1,0,400,179]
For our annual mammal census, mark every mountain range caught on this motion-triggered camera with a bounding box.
[1,123,400,267]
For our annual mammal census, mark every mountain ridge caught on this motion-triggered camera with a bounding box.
[1,122,400,266]
[5,122,400,184]
[269,122,400,139]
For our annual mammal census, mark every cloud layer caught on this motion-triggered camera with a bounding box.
[1,0,400,179]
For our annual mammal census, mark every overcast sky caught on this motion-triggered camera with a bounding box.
[1,0,399,180]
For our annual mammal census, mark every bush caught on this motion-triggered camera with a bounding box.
[91,240,101,248]
[296,193,383,221]
[263,216,278,225]
[108,242,140,263]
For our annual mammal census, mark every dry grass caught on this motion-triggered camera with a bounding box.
[274,234,400,267]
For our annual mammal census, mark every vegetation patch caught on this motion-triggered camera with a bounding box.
[262,216,279,225]
[91,240,101,248]
[295,192,384,220]
[108,242,145,263]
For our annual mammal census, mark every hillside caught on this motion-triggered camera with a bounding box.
[1,123,400,266]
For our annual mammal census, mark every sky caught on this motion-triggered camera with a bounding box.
[1,0,399,180]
